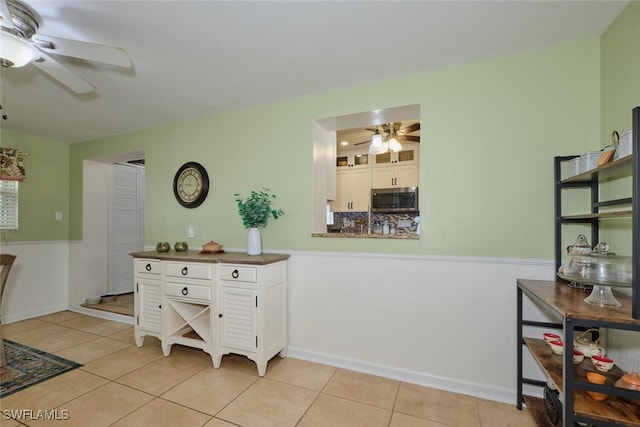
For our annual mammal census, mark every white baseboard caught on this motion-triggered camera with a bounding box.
[286,346,517,405]
[68,304,134,325]
[2,305,68,324]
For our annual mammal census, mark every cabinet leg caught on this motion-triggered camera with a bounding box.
[256,361,267,377]
[161,343,172,357]
[279,348,287,358]
[134,334,144,348]
[212,354,222,369]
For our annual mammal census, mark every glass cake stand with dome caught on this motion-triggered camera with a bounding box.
[558,242,632,308]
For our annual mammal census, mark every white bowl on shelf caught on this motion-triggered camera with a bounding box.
[543,332,561,344]
[549,340,564,355]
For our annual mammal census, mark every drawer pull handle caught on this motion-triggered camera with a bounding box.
[145,263,152,271]
[181,287,188,296]
[181,267,188,276]
[232,269,239,279]
[218,313,223,318]
[158,304,162,309]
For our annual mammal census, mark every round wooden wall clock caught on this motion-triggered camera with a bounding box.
[173,162,209,208]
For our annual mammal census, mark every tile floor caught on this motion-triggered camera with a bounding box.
[1,311,537,426]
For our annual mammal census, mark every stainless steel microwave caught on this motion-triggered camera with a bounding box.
[371,187,418,213]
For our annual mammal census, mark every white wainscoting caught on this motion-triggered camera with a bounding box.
[284,251,556,404]
[0,241,70,323]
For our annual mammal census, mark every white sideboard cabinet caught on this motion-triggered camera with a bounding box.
[131,251,289,376]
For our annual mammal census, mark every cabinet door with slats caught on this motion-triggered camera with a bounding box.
[219,286,257,352]
[137,278,161,333]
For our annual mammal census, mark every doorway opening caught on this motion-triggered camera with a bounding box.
[81,151,144,317]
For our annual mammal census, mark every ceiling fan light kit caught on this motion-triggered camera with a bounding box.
[388,137,402,152]
[0,0,131,93]
[368,127,388,155]
[0,0,39,68]
[0,31,37,67]
[368,124,404,154]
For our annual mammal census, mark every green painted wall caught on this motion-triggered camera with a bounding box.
[601,0,640,141]
[68,39,601,258]
[599,1,640,255]
[1,130,69,242]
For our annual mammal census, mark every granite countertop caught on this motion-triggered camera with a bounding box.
[311,233,419,240]
[130,250,289,265]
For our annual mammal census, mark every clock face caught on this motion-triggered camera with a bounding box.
[173,162,209,208]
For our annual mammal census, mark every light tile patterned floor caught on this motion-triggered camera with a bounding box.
[1,311,537,426]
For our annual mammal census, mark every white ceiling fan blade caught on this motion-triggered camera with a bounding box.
[33,34,131,67]
[32,51,96,94]
[0,0,14,29]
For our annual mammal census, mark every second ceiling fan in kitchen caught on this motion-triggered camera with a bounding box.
[354,121,420,154]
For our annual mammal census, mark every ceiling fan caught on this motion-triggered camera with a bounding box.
[354,121,421,146]
[0,0,131,94]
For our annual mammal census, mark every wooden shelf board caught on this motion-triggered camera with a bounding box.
[574,389,640,427]
[522,396,555,427]
[562,155,632,183]
[518,280,640,326]
[523,338,625,393]
[523,338,565,391]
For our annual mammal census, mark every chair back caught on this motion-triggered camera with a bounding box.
[0,255,17,303]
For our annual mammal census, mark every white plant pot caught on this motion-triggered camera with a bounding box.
[247,227,262,256]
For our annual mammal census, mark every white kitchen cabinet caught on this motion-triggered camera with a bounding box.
[371,144,419,188]
[371,163,418,188]
[134,259,162,347]
[161,261,218,367]
[217,261,288,376]
[332,168,372,212]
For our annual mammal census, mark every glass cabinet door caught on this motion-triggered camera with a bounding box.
[353,153,369,166]
[375,152,392,164]
[375,146,417,165]
[337,151,370,168]
[397,149,415,163]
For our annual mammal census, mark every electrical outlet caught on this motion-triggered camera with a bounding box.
[187,226,195,238]
[55,211,63,221]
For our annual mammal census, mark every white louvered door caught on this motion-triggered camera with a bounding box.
[109,164,144,295]
[137,278,161,333]
[219,286,257,352]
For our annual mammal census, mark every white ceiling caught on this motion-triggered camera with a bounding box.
[0,0,628,143]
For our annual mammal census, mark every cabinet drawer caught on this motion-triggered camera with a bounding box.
[165,282,212,301]
[164,262,214,280]
[219,265,257,283]
[135,259,161,275]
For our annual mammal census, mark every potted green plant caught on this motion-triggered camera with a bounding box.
[234,188,284,255]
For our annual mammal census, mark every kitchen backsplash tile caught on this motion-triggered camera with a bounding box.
[332,212,419,236]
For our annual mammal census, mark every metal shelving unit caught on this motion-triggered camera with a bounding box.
[518,106,640,426]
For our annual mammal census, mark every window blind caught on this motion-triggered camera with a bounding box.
[0,180,19,230]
